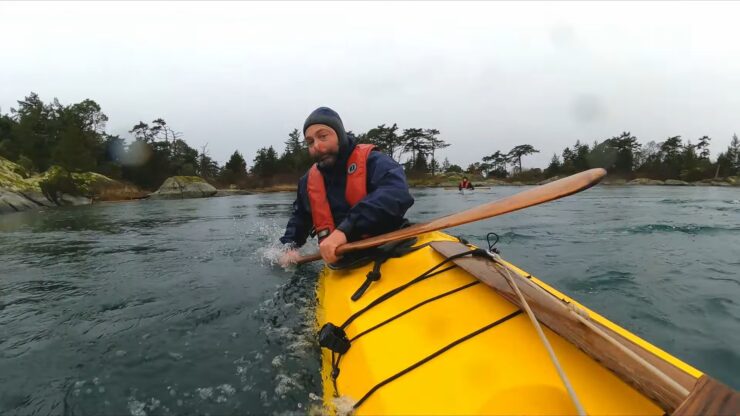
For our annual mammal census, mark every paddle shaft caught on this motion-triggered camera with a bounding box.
[295,168,606,264]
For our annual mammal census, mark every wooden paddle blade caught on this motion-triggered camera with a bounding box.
[295,168,606,264]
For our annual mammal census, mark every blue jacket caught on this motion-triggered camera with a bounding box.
[280,137,414,247]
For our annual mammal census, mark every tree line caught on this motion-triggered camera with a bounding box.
[468,132,739,182]
[1,93,738,192]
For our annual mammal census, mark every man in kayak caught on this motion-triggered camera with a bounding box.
[278,107,414,266]
[459,176,474,191]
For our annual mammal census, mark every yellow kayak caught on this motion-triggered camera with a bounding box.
[315,231,737,415]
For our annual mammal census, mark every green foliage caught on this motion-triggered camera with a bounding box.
[279,129,311,174]
[117,120,201,189]
[16,156,33,176]
[472,131,733,183]
[544,153,562,177]
[0,114,17,160]
[506,144,540,174]
[197,147,220,179]
[359,124,402,160]
[482,150,508,178]
[425,128,449,176]
[445,164,463,174]
[221,150,248,184]
[2,92,736,191]
[251,146,280,178]
[400,128,429,173]
[1,93,107,173]
[716,133,740,177]
[53,123,97,172]
[39,166,80,204]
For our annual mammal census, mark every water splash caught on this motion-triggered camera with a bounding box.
[333,395,357,416]
[248,219,319,269]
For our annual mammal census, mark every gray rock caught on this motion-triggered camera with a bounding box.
[664,179,690,186]
[17,190,55,207]
[149,176,218,200]
[628,178,664,185]
[58,194,92,206]
[0,189,39,214]
[710,181,731,187]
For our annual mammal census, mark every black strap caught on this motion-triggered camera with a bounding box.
[352,309,523,409]
[341,249,483,330]
[351,240,430,301]
[327,264,461,391]
[350,279,480,343]
[322,246,492,399]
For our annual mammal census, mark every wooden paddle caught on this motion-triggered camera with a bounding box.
[295,168,606,264]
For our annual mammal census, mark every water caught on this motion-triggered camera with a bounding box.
[1,186,738,414]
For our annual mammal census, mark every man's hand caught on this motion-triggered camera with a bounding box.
[319,229,347,264]
[278,249,301,267]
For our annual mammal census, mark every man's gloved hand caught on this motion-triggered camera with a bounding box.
[319,229,347,264]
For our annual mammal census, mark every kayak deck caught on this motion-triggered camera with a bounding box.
[315,231,702,415]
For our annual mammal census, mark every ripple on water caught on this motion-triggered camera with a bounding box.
[1,280,88,308]
[564,270,637,294]
[622,223,740,235]
[703,297,740,321]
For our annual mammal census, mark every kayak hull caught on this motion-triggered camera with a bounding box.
[316,231,702,415]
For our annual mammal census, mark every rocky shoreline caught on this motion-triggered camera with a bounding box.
[0,157,248,215]
[2,156,737,216]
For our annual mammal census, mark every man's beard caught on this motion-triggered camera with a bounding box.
[314,151,339,168]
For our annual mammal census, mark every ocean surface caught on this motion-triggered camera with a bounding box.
[1,185,738,415]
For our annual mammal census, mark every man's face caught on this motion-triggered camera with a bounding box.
[305,124,340,168]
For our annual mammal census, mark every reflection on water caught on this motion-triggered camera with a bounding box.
[0,186,739,414]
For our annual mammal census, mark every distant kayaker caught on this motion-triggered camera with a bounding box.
[278,107,414,266]
[459,176,474,191]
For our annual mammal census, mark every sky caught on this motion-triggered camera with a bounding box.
[1,1,739,169]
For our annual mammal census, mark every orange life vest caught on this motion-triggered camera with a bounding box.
[307,144,375,240]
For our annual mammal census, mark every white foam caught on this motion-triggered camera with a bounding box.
[271,355,284,368]
[218,384,236,396]
[332,396,357,416]
[196,387,213,400]
[128,399,147,416]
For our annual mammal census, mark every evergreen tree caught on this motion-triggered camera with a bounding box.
[53,123,96,172]
[696,136,711,159]
[279,129,310,174]
[482,151,508,178]
[401,128,432,173]
[0,113,18,160]
[446,164,463,173]
[363,124,402,160]
[251,146,280,178]
[424,128,449,175]
[544,153,562,177]
[222,150,247,184]
[506,144,539,174]
[607,131,640,175]
[197,144,220,179]
[11,92,54,170]
[716,133,740,177]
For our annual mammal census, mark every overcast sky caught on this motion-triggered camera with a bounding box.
[2,1,739,169]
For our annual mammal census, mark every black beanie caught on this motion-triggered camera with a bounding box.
[303,107,348,151]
